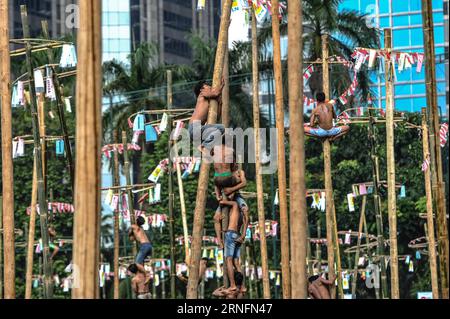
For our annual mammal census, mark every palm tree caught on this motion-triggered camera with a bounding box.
[258,0,380,107]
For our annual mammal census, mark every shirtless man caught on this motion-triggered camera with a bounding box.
[304,92,350,141]
[308,273,337,299]
[128,263,152,299]
[218,196,249,295]
[189,80,225,153]
[129,216,152,272]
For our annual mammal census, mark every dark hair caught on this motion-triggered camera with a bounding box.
[234,271,244,286]
[316,92,326,103]
[136,216,145,227]
[308,275,320,283]
[128,264,138,274]
[194,81,209,98]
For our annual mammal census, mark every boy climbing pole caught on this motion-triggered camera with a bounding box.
[129,216,152,273]
[127,263,152,299]
[189,80,226,154]
[217,196,249,296]
[304,92,350,141]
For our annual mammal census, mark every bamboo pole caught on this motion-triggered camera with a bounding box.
[38,93,47,196]
[351,195,367,299]
[113,131,120,299]
[270,0,290,299]
[72,0,102,299]
[41,20,75,190]
[167,70,176,299]
[175,154,189,264]
[251,11,271,299]
[222,32,230,127]
[368,108,387,299]
[186,0,232,299]
[122,131,137,256]
[25,160,38,299]
[0,0,15,299]
[384,28,400,299]
[288,0,307,299]
[421,0,449,298]
[249,218,260,299]
[0,194,2,299]
[321,34,343,298]
[421,108,439,299]
[20,5,52,299]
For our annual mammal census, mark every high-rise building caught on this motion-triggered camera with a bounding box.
[9,0,76,39]
[338,0,448,115]
[102,0,132,63]
[130,0,220,65]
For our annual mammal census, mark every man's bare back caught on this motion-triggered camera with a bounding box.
[312,102,335,130]
[132,272,150,294]
[130,225,150,244]
[308,274,336,299]
[213,144,236,174]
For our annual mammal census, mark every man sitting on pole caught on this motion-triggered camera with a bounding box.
[304,92,350,141]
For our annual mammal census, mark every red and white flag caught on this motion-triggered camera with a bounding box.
[422,156,430,172]
[440,123,448,147]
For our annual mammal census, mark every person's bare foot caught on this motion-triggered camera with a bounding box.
[213,286,227,297]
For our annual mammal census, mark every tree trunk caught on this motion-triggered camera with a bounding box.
[288,0,308,299]
[251,10,270,299]
[384,28,400,299]
[186,0,232,299]
[270,0,290,299]
[0,0,15,299]
[72,0,102,299]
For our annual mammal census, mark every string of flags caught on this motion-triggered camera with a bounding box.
[102,143,141,158]
[176,235,218,245]
[13,137,68,159]
[351,48,425,75]
[128,112,177,144]
[148,157,201,183]
[247,220,278,240]
[26,202,74,215]
[303,56,358,108]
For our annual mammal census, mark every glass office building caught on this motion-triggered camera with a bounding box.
[102,0,132,64]
[338,0,447,115]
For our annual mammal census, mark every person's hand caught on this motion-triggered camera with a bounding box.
[218,241,224,249]
[235,237,244,244]
[216,194,223,201]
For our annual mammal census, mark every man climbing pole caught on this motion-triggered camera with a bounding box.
[216,196,249,297]
[129,216,152,273]
[304,92,350,141]
[189,80,225,154]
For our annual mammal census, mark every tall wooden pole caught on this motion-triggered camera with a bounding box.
[421,0,448,298]
[351,195,367,299]
[21,5,52,299]
[41,20,75,190]
[251,10,270,299]
[122,131,137,256]
[0,195,2,299]
[321,34,344,298]
[25,159,38,299]
[0,0,15,299]
[113,131,120,299]
[368,108,387,299]
[72,0,102,299]
[288,0,307,299]
[421,108,439,299]
[270,0,290,299]
[384,28,400,299]
[175,153,189,264]
[167,70,176,299]
[186,0,232,299]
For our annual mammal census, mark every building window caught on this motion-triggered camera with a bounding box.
[164,36,192,58]
[163,11,192,31]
